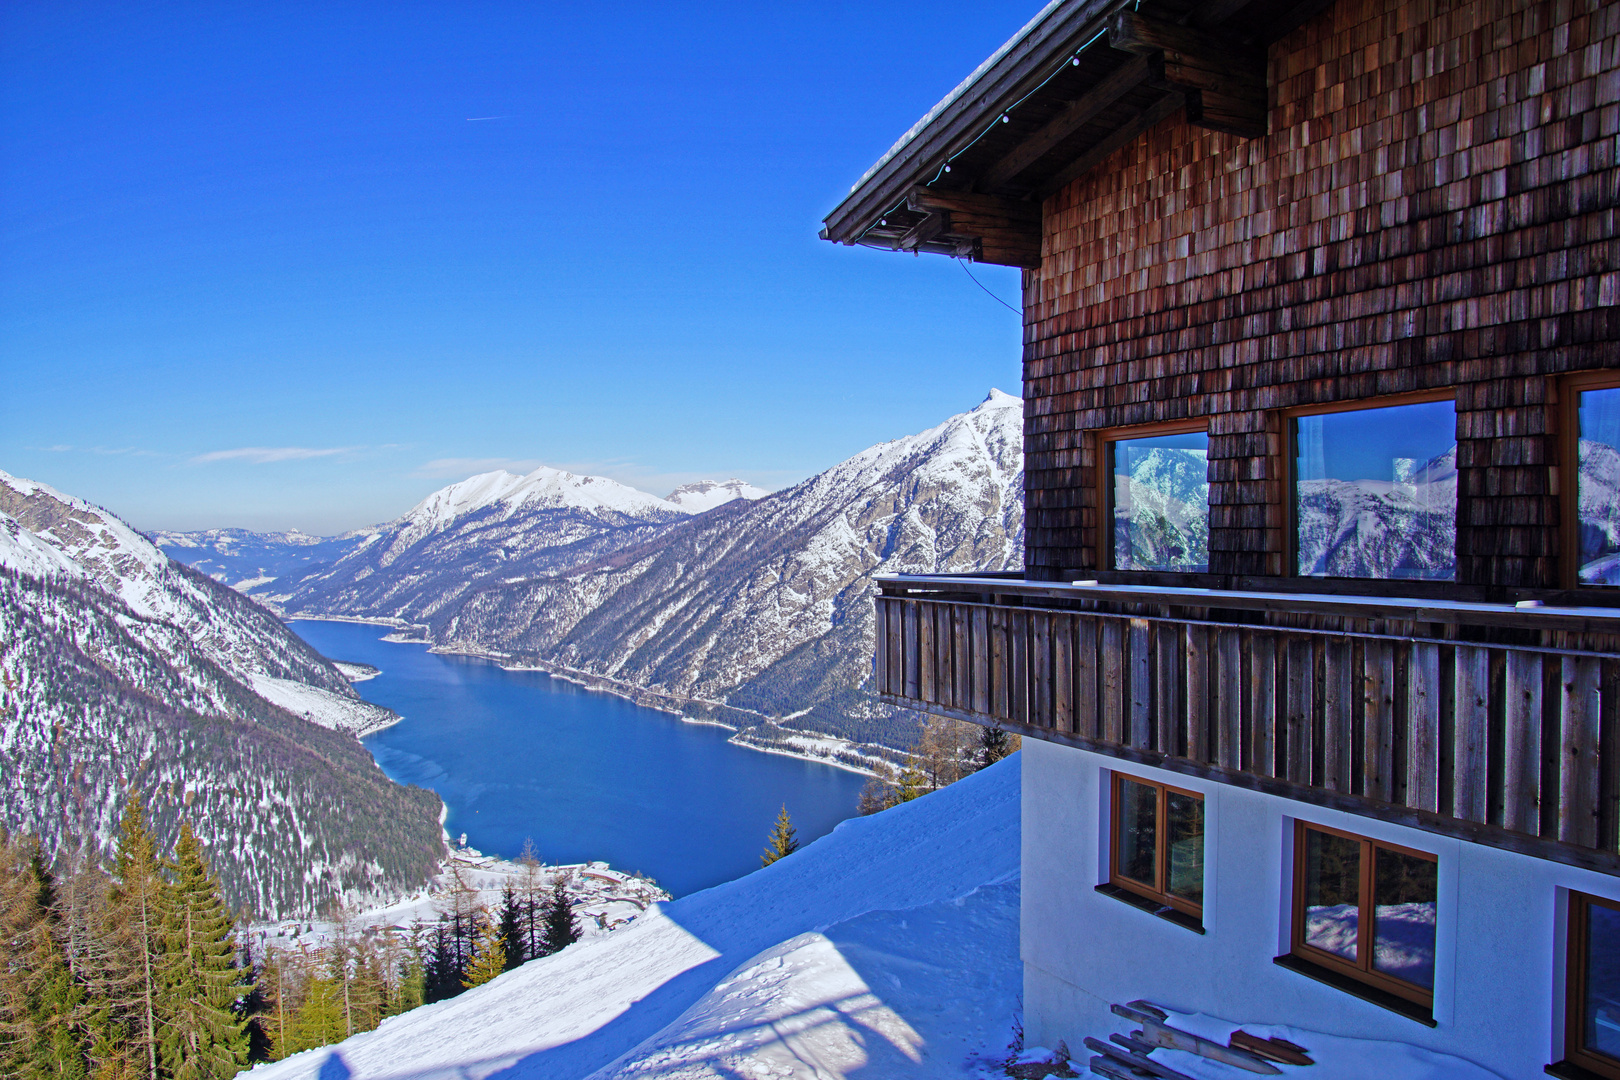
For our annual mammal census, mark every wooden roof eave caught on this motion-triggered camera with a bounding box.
[820,0,1133,250]
[822,0,1314,269]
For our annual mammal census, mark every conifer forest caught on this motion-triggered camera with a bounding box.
[0,810,581,1077]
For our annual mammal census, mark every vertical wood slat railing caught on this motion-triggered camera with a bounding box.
[875,592,1620,861]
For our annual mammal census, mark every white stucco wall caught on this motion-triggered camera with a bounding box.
[1021,736,1618,1077]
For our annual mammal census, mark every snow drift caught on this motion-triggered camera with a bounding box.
[252,753,1024,1080]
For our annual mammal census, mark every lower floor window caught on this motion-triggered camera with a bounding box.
[1568,892,1620,1078]
[1291,822,1437,1007]
[1111,773,1204,917]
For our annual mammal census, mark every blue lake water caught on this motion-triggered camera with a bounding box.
[287,620,867,897]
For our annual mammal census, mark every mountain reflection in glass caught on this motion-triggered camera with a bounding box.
[1165,790,1204,905]
[1116,778,1157,887]
[1578,387,1620,585]
[1372,847,1437,991]
[1294,401,1456,580]
[1303,828,1360,963]
[1584,902,1620,1058]
[1111,431,1209,572]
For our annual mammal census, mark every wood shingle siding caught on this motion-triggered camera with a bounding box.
[1024,0,1620,588]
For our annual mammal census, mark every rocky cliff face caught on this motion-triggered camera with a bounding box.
[433,392,1025,746]
[0,473,444,917]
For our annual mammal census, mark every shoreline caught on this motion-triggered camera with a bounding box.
[385,639,879,779]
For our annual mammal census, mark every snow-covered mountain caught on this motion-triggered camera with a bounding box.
[0,472,445,916]
[664,478,771,513]
[1295,447,1458,580]
[260,465,692,626]
[432,391,1025,746]
[154,526,374,590]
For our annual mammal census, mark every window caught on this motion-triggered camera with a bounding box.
[1569,375,1620,587]
[1289,822,1438,1011]
[1107,773,1204,919]
[1291,397,1457,581]
[1564,892,1620,1079]
[1103,423,1210,572]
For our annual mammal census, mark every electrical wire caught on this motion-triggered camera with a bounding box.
[958,258,1021,314]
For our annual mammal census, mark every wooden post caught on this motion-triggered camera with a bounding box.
[952,604,970,711]
[1453,645,1489,822]
[1250,633,1277,776]
[1156,623,1181,756]
[990,607,1009,721]
[1285,638,1314,785]
[1076,616,1100,738]
[1011,609,1030,727]
[1323,639,1353,793]
[1504,651,1544,835]
[1054,614,1074,733]
[1034,611,1053,728]
[1407,642,1441,813]
[1130,619,1153,749]
[875,597,890,696]
[926,599,939,702]
[972,606,991,715]
[1218,629,1242,770]
[903,601,920,701]
[1185,624,1210,762]
[1103,619,1125,744]
[1363,640,1395,802]
[1561,655,1602,847]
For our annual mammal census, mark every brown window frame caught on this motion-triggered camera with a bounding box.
[1095,418,1211,574]
[1561,370,1620,590]
[1283,389,1458,582]
[1289,820,1438,1009]
[1108,772,1205,919]
[1564,891,1620,1079]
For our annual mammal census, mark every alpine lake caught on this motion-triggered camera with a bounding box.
[288,620,867,897]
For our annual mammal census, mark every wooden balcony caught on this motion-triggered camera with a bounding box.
[875,574,1620,873]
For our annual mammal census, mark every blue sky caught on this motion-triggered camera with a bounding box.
[0,2,1028,533]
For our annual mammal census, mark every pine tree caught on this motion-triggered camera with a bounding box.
[495,884,525,971]
[103,800,168,1080]
[514,842,547,961]
[157,824,249,1080]
[460,923,506,990]
[978,724,1019,768]
[279,960,344,1058]
[0,830,89,1079]
[541,876,578,955]
[421,923,460,1004]
[760,805,800,867]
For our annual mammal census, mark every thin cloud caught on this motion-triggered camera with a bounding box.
[191,446,359,465]
[33,444,164,458]
[412,457,543,479]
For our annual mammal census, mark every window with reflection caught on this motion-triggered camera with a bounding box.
[1291,823,1437,1008]
[1110,774,1204,918]
[1108,427,1209,572]
[1565,893,1620,1079]
[1576,384,1620,586]
[1293,399,1456,580]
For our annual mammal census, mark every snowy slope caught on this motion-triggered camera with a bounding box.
[251,752,1024,1080]
[0,509,85,580]
[155,526,374,590]
[664,479,770,513]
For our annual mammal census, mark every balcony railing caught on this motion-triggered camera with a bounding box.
[875,574,1620,871]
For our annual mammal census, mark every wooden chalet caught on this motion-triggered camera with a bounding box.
[825,0,1619,1074]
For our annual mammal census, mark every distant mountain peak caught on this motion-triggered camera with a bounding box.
[664,479,771,513]
[979,388,1021,409]
[401,466,683,533]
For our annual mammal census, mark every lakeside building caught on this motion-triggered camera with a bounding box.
[823,0,1620,1075]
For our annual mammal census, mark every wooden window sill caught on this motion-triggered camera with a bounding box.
[1547,1060,1620,1080]
[1272,954,1435,1026]
[1095,883,1204,934]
